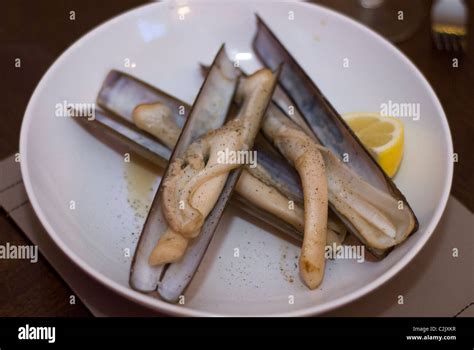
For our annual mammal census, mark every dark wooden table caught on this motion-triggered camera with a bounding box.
[0,0,472,316]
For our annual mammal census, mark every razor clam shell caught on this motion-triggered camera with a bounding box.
[253,15,418,258]
[129,45,241,293]
[154,58,281,301]
[75,109,171,167]
[250,133,303,204]
[98,70,186,127]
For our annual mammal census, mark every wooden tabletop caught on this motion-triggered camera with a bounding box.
[0,0,472,316]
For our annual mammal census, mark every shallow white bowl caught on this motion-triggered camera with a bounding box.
[20,1,453,316]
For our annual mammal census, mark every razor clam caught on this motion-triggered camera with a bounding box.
[253,15,418,257]
[96,71,347,245]
[98,69,186,129]
[158,67,280,301]
[97,71,303,206]
[129,45,241,297]
[78,109,171,167]
[151,67,279,263]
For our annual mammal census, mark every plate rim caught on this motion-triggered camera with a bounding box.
[19,1,453,317]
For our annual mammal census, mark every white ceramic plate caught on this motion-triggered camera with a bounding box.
[20,1,453,316]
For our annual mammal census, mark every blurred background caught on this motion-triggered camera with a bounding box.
[0,0,472,316]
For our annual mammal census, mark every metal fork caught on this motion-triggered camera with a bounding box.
[431,0,468,52]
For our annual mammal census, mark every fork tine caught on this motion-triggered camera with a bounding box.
[441,32,452,51]
[458,35,467,53]
[432,31,444,50]
[450,34,460,52]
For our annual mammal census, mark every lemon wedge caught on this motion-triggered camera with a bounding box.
[343,112,404,177]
